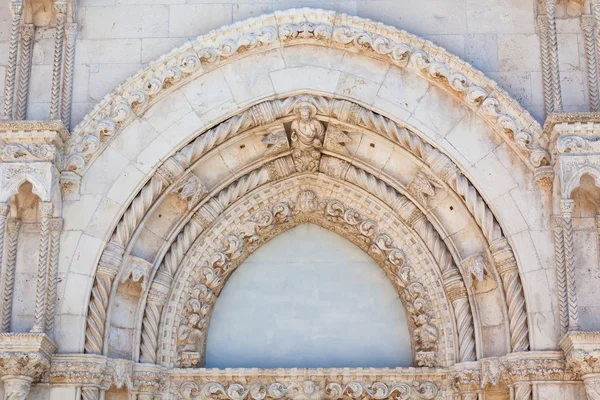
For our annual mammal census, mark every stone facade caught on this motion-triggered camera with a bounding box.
[0,2,600,399]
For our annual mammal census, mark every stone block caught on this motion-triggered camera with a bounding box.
[81,146,131,195]
[222,49,284,104]
[335,73,380,105]
[465,34,500,73]
[465,0,536,34]
[271,65,341,95]
[498,34,541,72]
[357,0,467,36]
[81,5,169,39]
[141,37,189,63]
[168,4,233,37]
[88,63,143,102]
[181,69,234,115]
[143,89,193,132]
[378,66,430,115]
[75,39,142,64]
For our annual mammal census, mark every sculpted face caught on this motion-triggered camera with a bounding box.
[299,106,311,121]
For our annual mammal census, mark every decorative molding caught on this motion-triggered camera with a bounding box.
[582,16,600,112]
[121,255,153,290]
[48,1,67,120]
[61,23,78,128]
[15,24,35,121]
[65,9,547,176]
[1,218,20,333]
[2,1,23,120]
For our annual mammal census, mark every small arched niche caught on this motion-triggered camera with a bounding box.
[205,223,413,368]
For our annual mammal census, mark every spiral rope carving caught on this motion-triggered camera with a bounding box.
[61,24,78,127]
[180,112,254,165]
[1,218,19,333]
[453,297,476,362]
[85,272,113,354]
[113,176,166,247]
[15,24,34,121]
[447,173,502,243]
[140,300,162,363]
[81,387,99,400]
[563,212,581,331]
[514,383,532,400]
[582,17,600,112]
[2,2,22,119]
[553,217,568,336]
[49,3,66,120]
[537,15,555,114]
[45,221,62,334]
[32,204,53,333]
[501,269,529,352]
[213,168,270,210]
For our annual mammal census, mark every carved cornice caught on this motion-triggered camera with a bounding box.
[560,331,600,376]
[0,123,65,164]
[65,9,547,176]
[41,352,576,397]
[0,333,56,380]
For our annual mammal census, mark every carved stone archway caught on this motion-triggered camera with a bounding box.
[17,8,566,400]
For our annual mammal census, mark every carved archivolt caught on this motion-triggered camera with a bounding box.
[160,174,460,369]
[81,94,530,370]
[65,9,548,176]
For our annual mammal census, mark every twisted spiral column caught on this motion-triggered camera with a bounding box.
[61,23,78,127]
[2,1,23,119]
[32,202,54,333]
[45,218,63,334]
[85,242,122,354]
[552,216,568,336]
[490,238,530,352]
[561,199,580,331]
[2,376,33,400]
[582,16,600,112]
[0,204,10,331]
[15,24,34,120]
[139,268,171,363]
[49,1,67,120]
[514,383,533,400]
[1,218,20,332]
[537,15,555,114]
[80,387,100,400]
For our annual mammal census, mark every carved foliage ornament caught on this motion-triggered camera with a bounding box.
[175,380,438,400]
[65,10,548,175]
[176,191,439,368]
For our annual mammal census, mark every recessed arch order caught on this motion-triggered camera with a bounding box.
[62,8,556,376]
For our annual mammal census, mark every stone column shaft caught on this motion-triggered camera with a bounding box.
[2,375,33,400]
[49,1,67,120]
[582,16,600,112]
[61,23,78,127]
[1,218,21,332]
[15,24,34,120]
[2,1,23,119]
[561,199,580,331]
[32,202,54,333]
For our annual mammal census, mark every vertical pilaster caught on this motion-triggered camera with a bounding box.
[45,218,63,334]
[592,1,600,105]
[61,23,78,128]
[544,0,563,111]
[1,218,21,333]
[2,1,23,119]
[561,199,580,331]
[49,2,67,120]
[32,202,53,333]
[537,15,554,115]
[15,24,35,120]
[553,216,568,336]
[582,16,600,112]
